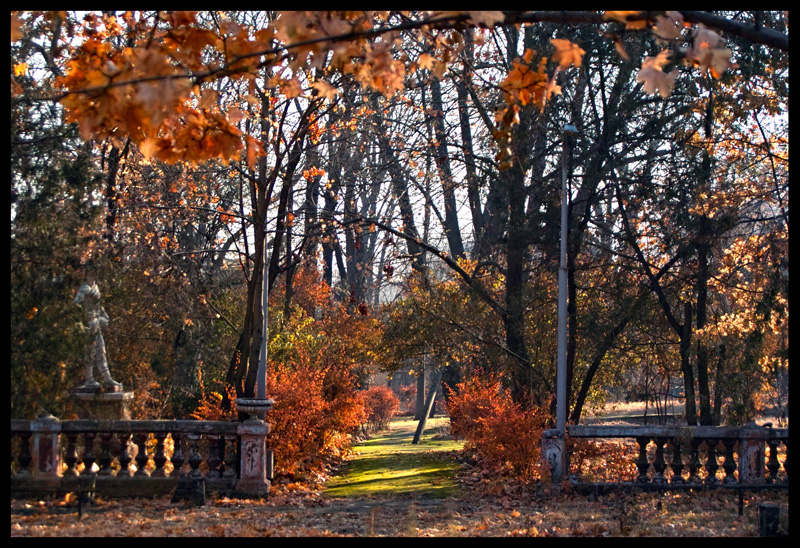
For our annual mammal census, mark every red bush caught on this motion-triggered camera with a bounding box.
[360,385,400,433]
[447,372,545,479]
[268,360,366,477]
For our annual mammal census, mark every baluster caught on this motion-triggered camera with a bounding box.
[688,438,703,484]
[187,433,203,478]
[766,439,781,483]
[635,437,651,483]
[97,432,114,476]
[669,438,685,484]
[721,438,737,485]
[16,432,32,477]
[81,432,96,476]
[134,432,150,476]
[782,440,788,483]
[63,432,79,476]
[11,433,19,476]
[116,432,133,477]
[151,432,169,477]
[222,434,238,480]
[652,437,668,485]
[205,435,223,478]
[170,432,185,478]
[704,439,719,486]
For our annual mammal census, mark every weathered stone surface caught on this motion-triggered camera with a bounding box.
[71,391,134,420]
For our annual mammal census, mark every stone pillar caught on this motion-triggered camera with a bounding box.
[72,391,134,420]
[30,414,62,483]
[235,418,272,498]
[739,421,767,484]
[541,428,567,483]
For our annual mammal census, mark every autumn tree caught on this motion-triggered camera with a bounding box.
[11,28,103,416]
[11,10,788,426]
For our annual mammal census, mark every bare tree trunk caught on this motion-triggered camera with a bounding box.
[412,369,443,445]
[414,367,425,420]
[303,144,322,263]
[429,76,465,260]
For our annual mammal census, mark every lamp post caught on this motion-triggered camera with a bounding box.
[542,123,578,484]
[230,224,274,499]
[256,242,269,418]
[556,123,578,439]
[235,228,273,421]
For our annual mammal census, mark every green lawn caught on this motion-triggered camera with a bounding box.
[323,416,464,499]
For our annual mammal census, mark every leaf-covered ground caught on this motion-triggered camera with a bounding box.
[10,417,789,537]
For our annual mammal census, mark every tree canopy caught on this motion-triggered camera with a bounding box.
[11,11,788,427]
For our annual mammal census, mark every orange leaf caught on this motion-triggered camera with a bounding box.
[636,50,678,98]
[418,53,435,71]
[653,12,684,40]
[550,39,585,70]
[196,89,219,110]
[604,11,648,30]
[281,77,302,99]
[310,80,338,101]
[10,13,23,42]
[465,11,506,27]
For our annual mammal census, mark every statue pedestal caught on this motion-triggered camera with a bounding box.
[71,391,134,420]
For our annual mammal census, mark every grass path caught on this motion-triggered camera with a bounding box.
[323,416,464,500]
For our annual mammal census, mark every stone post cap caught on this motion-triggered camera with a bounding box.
[31,414,62,430]
[739,421,772,439]
[542,428,564,439]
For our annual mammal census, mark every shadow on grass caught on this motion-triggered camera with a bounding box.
[324,417,464,499]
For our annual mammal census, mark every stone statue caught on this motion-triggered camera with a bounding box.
[73,281,122,392]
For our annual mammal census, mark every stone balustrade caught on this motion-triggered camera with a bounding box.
[10,414,273,499]
[563,423,788,489]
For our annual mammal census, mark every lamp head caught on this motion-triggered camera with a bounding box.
[563,123,579,136]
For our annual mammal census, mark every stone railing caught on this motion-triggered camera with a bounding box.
[10,414,273,499]
[558,423,788,489]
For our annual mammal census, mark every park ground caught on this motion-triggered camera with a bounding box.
[10,416,789,537]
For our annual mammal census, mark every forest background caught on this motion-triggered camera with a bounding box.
[10,11,788,481]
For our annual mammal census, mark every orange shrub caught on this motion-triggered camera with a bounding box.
[359,385,400,433]
[268,359,366,476]
[447,372,545,479]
